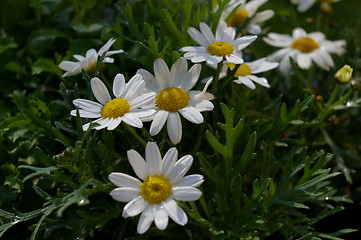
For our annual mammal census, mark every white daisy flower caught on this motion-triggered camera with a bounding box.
[226,58,279,89]
[59,38,123,77]
[221,0,275,34]
[137,58,214,144]
[108,142,204,234]
[71,74,156,131]
[263,28,346,73]
[291,0,339,13]
[180,21,257,65]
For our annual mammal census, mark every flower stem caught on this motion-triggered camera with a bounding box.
[124,124,146,147]
[211,63,224,94]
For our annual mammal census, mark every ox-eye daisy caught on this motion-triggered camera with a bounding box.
[226,58,279,89]
[71,74,155,131]
[59,38,123,77]
[137,58,214,144]
[180,21,257,65]
[108,142,204,234]
[221,0,274,34]
[263,28,345,73]
[291,0,339,13]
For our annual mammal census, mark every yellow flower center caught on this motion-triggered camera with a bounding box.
[101,98,130,119]
[156,87,190,112]
[207,41,234,57]
[290,37,319,53]
[319,0,334,3]
[86,62,105,76]
[227,9,249,27]
[140,175,172,205]
[227,63,252,77]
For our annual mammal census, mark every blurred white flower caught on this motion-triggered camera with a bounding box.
[71,74,155,131]
[291,0,339,13]
[109,142,204,234]
[221,0,274,34]
[137,58,214,144]
[59,38,123,77]
[180,21,257,65]
[263,28,345,73]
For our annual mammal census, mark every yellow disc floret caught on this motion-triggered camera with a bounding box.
[156,87,190,112]
[227,9,249,27]
[207,41,234,57]
[101,98,130,119]
[140,175,172,205]
[86,62,105,76]
[290,37,319,53]
[227,63,252,77]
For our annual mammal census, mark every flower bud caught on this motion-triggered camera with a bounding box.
[335,65,353,83]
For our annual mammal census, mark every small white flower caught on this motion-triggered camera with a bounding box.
[221,0,275,34]
[227,58,279,89]
[59,38,123,77]
[71,74,156,131]
[291,0,339,12]
[263,28,346,73]
[180,21,257,65]
[137,58,214,144]
[108,142,204,234]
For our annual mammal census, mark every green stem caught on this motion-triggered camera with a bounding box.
[211,63,224,94]
[124,124,146,147]
[320,127,352,183]
[318,84,340,122]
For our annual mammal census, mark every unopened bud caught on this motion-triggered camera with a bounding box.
[335,65,353,83]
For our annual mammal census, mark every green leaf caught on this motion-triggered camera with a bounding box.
[232,131,257,175]
[272,199,309,209]
[18,165,59,181]
[197,153,223,184]
[206,130,226,156]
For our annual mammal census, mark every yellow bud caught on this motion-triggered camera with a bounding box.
[335,65,353,83]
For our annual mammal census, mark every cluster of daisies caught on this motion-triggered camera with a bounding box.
[58,0,346,234]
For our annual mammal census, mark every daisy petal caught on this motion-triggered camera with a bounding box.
[187,27,208,47]
[162,148,178,177]
[167,112,182,144]
[150,110,169,136]
[70,109,101,118]
[154,58,170,90]
[110,187,141,202]
[169,155,193,184]
[145,142,162,175]
[73,99,103,111]
[297,53,312,69]
[121,113,143,128]
[113,73,126,97]
[172,186,202,201]
[98,38,115,56]
[91,77,111,105]
[153,204,169,230]
[123,196,146,218]
[182,64,201,91]
[163,199,188,226]
[137,206,154,234]
[178,107,203,124]
[107,117,122,130]
[127,149,147,180]
[108,172,142,188]
[199,22,215,44]
[171,57,188,88]
[176,174,204,188]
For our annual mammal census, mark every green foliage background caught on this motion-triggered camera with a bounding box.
[1,0,361,239]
